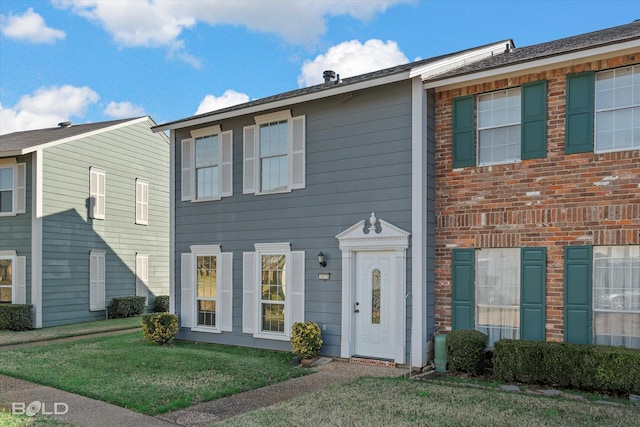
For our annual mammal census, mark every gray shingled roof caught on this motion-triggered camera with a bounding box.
[0,117,144,154]
[428,19,640,82]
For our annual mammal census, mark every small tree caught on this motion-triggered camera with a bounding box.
[291,321,323,360]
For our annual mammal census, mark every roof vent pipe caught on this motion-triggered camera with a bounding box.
[323,70,336,85]
[58,121,72,128]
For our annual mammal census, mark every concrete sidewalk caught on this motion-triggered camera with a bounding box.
[1,358,408,426]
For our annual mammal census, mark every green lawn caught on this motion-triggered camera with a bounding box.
[0,331,307,415]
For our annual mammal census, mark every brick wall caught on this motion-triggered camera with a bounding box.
[434,53,640,341]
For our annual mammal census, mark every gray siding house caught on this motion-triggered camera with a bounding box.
[154,42,509,367]
[0,117,170,328]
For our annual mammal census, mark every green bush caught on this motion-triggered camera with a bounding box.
[154,295,170,313]
[0,304,33,331]
[446,329,488,376]
[291,321,323,360]
[108,296,146,319]
[142,313,179,345]
[494,339,640,395]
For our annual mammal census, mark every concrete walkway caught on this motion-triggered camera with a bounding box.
[1,357,407,426]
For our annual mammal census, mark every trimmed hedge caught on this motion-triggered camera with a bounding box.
[446,329,488,376]
[142,312,178,345]
[0,304,33,331]
[108,296,146,319]
[494,339,640,395]
[155,295,170,313]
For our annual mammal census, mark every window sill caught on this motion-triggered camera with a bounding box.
[253,331,290,341]
[191,326,221,334]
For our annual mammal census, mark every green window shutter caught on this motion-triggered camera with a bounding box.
[452,95,475,168]
[564,246,592,344]
[452,248,475,329]
[565,72,594,154]
[520,247,546,341]
[521,80,547,160]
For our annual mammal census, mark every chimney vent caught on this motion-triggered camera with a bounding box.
[58,121,72,128]
[323,70,336,85]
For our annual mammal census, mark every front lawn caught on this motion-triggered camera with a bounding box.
[0,332,307,415]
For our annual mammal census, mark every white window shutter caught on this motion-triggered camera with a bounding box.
[220,252,233,332]
[290,116,306,190]
[136,254,149,305]
[14,256,26,304]
[97,172,105,219]
[90,251,106,311]
[243,125,257,194]
[180,253,194,328]
[136,180,148,225]
[181,138,194,201]
[242,252,256,333]
[89,168,106,219]
[220,130,233,198]
[16,163,26,214]
[289,251,305,335]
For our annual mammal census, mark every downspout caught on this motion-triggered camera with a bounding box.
[31,149,43,328]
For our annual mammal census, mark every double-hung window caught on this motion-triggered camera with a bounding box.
[566,64,640,154]
[0,161,26,216]
[181,126,233,202]
[452,247,546,347]
[452,81,547,168]
[242,243,305,340]
[180,245,232,332]
[243,110,306,194]
[0,252,26,304]
[565,245,639,349]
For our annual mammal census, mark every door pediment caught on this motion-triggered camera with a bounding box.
[336,212,411,251]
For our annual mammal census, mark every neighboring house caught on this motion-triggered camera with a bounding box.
[427,21,640,349]
[0,117,170,328]
[154,20,640,367]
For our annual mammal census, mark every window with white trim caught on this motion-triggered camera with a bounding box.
[0,252,26,305]
[477,88,522,165]
[595,65,640,153]
[89,167,105,220]
[243,110,306,195]
[181,126,233,202]
[593,245,640,349]
[135,253,149,305]
[0,162,26,216]
[135,179,148,225]
[242,243,305,340]
[89,250,106,311]
[180,245,233,332]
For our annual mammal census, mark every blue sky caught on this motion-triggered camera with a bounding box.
[0,0,637,134]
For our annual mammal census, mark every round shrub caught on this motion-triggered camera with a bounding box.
[291,321,323,360]
[154,295,170,313]
[142,313,178,345]
[446,329,488,376]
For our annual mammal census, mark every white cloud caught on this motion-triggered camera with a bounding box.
[52,0,411,65]
[195,90,250,115]
[104,101,145,119]
[297,39,409,87]
[0,85,99,134]
[0,8,66,44]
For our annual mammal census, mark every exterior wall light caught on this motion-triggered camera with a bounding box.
[317,251,326,268]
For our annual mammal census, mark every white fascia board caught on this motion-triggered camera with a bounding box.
[17,116,152,154]
[424,39,640,90]
[409,41,512,80]
[153,72,411,133]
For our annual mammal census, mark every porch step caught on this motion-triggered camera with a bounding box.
[349,356,397,368]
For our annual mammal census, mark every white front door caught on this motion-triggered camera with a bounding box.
[354,251,396,360]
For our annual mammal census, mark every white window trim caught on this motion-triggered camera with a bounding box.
[243,109,306,195]
[0,253,15,304]
[135,253,149,305]
[135,179,149,225]
[0,162,26,217]
[89,167,106,220]
[89,250,106,311]
[243,242,305,341]
[183,245,233,333]
[476,87,522,166]
[181,125,233,203]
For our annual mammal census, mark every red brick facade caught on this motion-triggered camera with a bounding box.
[434,53,640,342]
